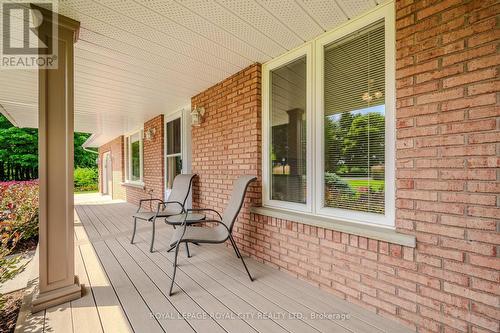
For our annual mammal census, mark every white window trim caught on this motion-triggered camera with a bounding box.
[124,128,144,186]
[262,1,395,228]
[262,44,314,213]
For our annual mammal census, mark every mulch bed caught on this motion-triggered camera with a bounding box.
[0,289,25,333]
[10,238,38,256]
[1,237,38,333]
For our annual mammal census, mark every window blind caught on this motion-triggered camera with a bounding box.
[323,20,386,215]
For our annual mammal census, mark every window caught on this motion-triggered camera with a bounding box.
[263,3,395,227]
[125,130,143,184]
[165,117,182,195]
[323,21,386,215]
[263,46,313,212]
[270,56,307,204]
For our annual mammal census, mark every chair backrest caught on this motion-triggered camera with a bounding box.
[222,175,257,232]
[165,174,196,213]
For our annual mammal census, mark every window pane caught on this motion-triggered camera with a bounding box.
[166,118,181,155]
[324,21,385,214]
[166,155,182,191]
[131,139,140,181]
[270,56,307,204]
[125,137,129,179]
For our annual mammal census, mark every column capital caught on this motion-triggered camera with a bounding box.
[30,4,80,43]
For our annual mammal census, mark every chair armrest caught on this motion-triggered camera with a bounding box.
[137,198,165,212]
[186,219,230,231]
[187,208,222,219]
[160,201,185,213]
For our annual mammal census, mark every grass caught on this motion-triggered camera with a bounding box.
[74,190,98,194]
[346,179,384,191]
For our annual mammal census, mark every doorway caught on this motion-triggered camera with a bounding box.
[102,152,112,196]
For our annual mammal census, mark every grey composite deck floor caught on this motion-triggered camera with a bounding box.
[17,196,413,333]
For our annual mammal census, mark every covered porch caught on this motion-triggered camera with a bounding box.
[15,195,410,333]
[1,0,498,332]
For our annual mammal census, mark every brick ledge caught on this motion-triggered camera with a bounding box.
[121,181,145,190]
[250,206,416,248]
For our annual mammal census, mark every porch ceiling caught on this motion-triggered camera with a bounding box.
[0,0,381,147]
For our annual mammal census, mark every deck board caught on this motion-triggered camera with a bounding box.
[43,302,73,333]
[205,246,393,333]
[70,246,103,333]
[145,231,323,333]
[23,195,413,333]
[131,232,290,333]
[122,234,249,333]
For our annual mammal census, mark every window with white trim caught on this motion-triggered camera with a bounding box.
[270,56,307,204]
[125,130,143,184]
[263,3,395,227]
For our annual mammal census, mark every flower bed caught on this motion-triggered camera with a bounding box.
[0,180,39,251]
[0,180,39,329]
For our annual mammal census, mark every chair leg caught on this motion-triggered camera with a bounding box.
[131,218,137,244]
[229,237,240,258]
[167,244,175,252]
[169,244,181,296]
[185,243,191,258]
[150,219,156,253]
[229,235,253,282]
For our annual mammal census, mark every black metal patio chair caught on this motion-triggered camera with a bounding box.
[131,173,196,252]
[168,175,257,296]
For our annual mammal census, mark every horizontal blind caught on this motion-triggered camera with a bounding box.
[323,20,386,215]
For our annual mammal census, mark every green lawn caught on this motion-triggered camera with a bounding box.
[346,179,384,191]
[74,190,98,194]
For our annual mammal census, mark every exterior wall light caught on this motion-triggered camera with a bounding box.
[144,127,156,141]
[191,105,205,126]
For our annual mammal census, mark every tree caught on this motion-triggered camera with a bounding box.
[74,133,98,169]
[324,111,385,176]
[324,112,354,173]
[0,114,97,181]
[343,112,385,175]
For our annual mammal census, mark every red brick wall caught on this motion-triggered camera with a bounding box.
[124,115,165,206]
[189,2,499,332]
[98,136,125,200]
[191,63,262,229]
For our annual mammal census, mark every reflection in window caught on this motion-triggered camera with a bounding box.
[165,118,182,193]
[166,155,182,189]
[130,133,141,181]
[270,56,307,204]
[166,118,181,155]
[324,21,385,214]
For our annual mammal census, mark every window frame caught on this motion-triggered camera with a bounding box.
[262,1,395,227]
[262,44,314,213]
[125,128,144,185]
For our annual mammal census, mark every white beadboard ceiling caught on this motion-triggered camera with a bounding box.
[0,0,380,147]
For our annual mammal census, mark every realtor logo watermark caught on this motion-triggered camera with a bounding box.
[1,0,58,69]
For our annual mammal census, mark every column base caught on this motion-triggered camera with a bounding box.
[31,276,82,313]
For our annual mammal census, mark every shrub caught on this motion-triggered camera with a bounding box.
[334,165,349,175]
[348,166,368,177]
[0,180,39,245]
[74,167,98,192]
[0,180,39,309]
[324,172,355,196]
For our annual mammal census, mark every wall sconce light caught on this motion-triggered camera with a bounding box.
[144,127,156,141]
[191,105,205,127]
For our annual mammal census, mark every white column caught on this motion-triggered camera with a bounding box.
[31,6,82,312]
